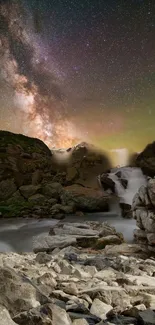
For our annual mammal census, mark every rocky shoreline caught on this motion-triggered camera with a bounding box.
[0,221,155,325]
[1,132,155,324]
[33,221,124,253]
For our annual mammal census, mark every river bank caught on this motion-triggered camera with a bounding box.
[0,230,154,325]
[0,212,137,252]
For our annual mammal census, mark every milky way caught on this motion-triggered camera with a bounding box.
[0,0,155,150]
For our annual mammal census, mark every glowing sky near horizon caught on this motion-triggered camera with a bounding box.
[0,0,155,151]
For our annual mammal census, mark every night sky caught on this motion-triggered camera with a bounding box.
[0,0,155,151]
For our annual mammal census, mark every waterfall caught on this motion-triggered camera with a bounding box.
[108,167,147,206]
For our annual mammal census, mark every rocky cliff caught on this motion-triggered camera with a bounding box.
[0,131,111,217]
[132,177,155,253]
[136,141,155,177]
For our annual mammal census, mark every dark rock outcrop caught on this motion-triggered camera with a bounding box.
[0,131,110,217]
[136,142,155,177]
[51,142,112,188]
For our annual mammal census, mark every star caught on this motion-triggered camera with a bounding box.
[0,0,155,151]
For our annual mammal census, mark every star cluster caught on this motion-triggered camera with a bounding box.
[0,0,155,151]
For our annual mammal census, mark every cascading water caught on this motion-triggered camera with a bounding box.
[0,167,147,252]
[97,166,147,241]
[108,167,147,206]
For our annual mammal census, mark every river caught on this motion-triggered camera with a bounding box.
[0,212,137,252]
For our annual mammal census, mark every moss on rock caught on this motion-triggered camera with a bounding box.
[0,201,34,217]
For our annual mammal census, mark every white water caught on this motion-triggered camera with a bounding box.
[0,167,145,253]
[108,167,147,205]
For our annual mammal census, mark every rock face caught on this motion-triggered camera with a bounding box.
[0,305,18,325]
[67,142,111,188]
[0,240,155,325]
[132,178,155,252]
[136,142,155,177]
[0,131,110,218]
[61,185,108,212]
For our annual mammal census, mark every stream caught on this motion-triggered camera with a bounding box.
[0,212,137,252]
[0,166,145,253]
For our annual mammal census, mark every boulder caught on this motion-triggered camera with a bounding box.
[13,303,72,325]
[61,184,109,212]
[104,243,145,256]
[147,233,155,245]
[90,298,113,320]
[136,141,155,177]
[0,179,17,201]
[124,274,155,287]
[94,269,117,281]
[95,235,123,249]
[84,257,115,271]
[19,185,41,199]
[13,305,53,325]
[35,252,53,264]
[28,194,46,204]
[6,190,25,205]
[68,311,101,323]
[138,309,155,325]
[41,182,63,199]
[119,203,132,219]
[33,235,77,253]
[122,304,146,317]
[73,268,91,280]
[72,320,89,325]
[132,177,155,252]
[53,225,99,237]
[147,178,155,206]
[108,315,137,324]
[134,229,147,244]
[0,267,40,317]
[36,272,57,293]
[50,204,74,216]
[63,223,91,229]
[49,304,72,325]
[48,222,122,251]
[142,293,155,309]
[76,236,98,248]
[99,223,117,237]
[0,305,18,325]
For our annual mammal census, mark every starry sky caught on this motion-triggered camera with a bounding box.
[0,0,155,151]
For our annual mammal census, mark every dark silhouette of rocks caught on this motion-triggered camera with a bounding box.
[0,131,111,218]
[136,142,155,176]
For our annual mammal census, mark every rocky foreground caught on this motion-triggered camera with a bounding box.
[0,221,154,325]
[2,132,155,324]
